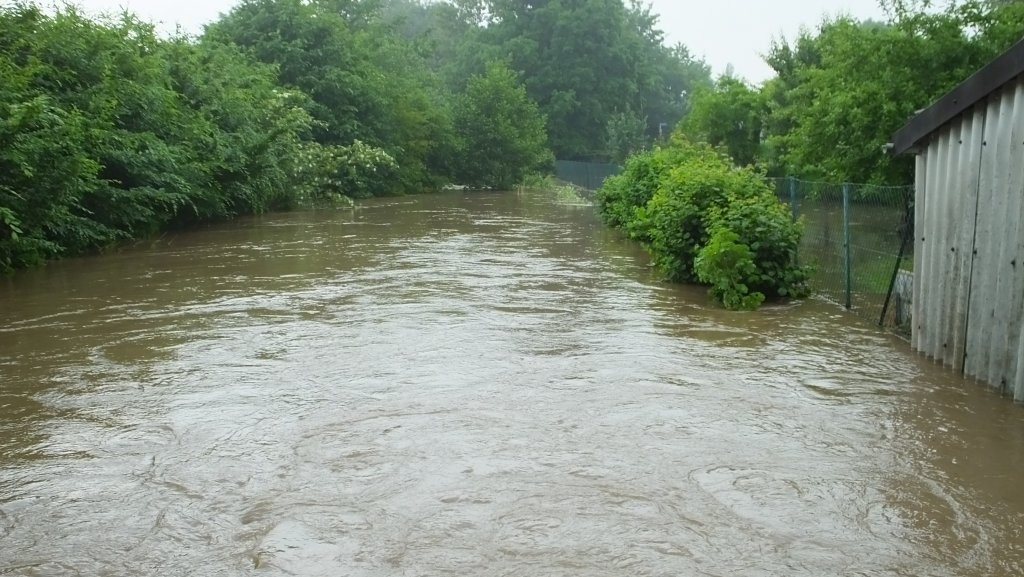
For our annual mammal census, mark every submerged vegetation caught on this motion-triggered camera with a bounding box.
[597,139,808,310]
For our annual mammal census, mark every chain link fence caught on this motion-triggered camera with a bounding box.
[554,162,915,331]
[769,177,915,333]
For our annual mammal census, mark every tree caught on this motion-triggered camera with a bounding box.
[682,75,766,167]
[452,62,553,188]
[758,2,1024,184]
[445,0,710,161]
[208,0,459,193]
[207,0,372,146]
[604,109,649,164]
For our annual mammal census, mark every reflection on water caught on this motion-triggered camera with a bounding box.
[1,190,1023,576]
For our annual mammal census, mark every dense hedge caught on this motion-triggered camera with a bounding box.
[0,2,555,273]
[597,138,808,310]
[0,7,332,271]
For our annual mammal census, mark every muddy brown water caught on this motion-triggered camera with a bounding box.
[2,190,1023,577]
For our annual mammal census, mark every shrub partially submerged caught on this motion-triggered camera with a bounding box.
[595,145,694,236]
[596,138,808,310]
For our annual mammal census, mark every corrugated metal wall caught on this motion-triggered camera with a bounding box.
[913,78,1024,401]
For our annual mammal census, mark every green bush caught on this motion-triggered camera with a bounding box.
[0,93,103,270]
[595,144,691,234]
[0,5,322,273]
[451,62,553,189]
[599,138,808,310]
[293,140,399,202]
[694,229,765,310]
[641,145,765,282]
[706,193,809,300]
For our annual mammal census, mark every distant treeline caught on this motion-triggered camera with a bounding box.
[0,0,710,272]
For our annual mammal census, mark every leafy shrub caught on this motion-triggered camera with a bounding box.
[640,142,764,282]
[595,144,693,233]
[694,229,765,310]
[706,193,809,300]
[0,93,101,271]
[451,62,553,189]
[0,5,328,272]
[293,140,398,202]
[600,138,809,310]
[335,140,399,198]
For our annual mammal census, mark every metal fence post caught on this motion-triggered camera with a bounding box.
[788,176,797,218]
[843,183,852,310]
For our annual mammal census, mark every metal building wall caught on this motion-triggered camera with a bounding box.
[913,78,1024,401]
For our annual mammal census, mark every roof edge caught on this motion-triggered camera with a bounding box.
[891,36,1024,155]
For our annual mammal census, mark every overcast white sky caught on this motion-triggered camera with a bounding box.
[59,0,890,84]
[648,0,889,82]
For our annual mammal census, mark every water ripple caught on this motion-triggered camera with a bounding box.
[1,191,1023,576]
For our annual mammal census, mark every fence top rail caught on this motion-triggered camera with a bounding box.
[765,176,913,192]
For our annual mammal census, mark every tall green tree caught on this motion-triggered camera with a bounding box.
[206,0,379,147]
[605,109,649,164]
[761,2,1024,183]
[759,30,822,175]
[443,0,710,161]
[452,62,553,188]
[682,75,766,167]
[208,0,458,193]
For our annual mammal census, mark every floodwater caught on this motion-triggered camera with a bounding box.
[2,190,1023,577]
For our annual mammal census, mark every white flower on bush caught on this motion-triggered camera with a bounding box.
[290,139,397,199]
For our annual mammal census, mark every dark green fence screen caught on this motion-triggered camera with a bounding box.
[554,160,620,191]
